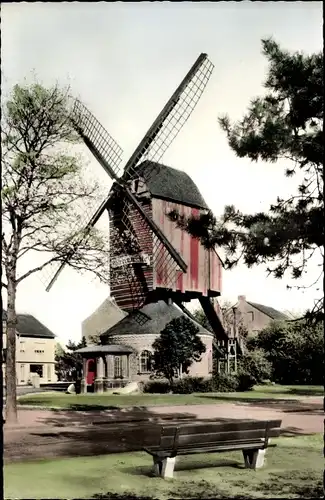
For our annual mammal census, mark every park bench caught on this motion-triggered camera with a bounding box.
[143,419,282,478]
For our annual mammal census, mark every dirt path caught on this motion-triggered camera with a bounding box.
[4,398,323,463]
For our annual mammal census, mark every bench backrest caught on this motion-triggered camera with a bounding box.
[158,419,282,451]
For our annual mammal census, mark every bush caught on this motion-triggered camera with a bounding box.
[234,348,272,391]
[172,377,212,394]
[144,377,215,394]
[142,380,170,394]
[237,348,272,383]
[211,373,239,392]
[236,372,255,391]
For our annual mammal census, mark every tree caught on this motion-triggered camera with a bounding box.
[88,334,103,345]
[54,342,66,381]
[152,316,206,387]
[247,320,323,384]
[55,338,87,382]
[1,82,111,422]
[191,307,213,333]
[169,39,323,323]
[237,348,272,390]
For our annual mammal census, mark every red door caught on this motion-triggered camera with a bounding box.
[86,359,96,386]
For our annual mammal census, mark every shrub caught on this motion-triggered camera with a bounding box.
[211,373,239,392]
[238,348,272,383]
[143,372,256,394]
[235,348,272,391]
[142,380,170,394]
[236,372,255,391]
[172,377,212,394]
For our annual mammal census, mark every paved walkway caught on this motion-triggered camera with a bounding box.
[4,397,323,462]
[5,397,323,434]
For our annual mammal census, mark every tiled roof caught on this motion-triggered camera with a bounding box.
[247,302,290,321]
[82,297,127,338]
[101,300,213,339]
[136,161,208,209]
[2,311,55,338]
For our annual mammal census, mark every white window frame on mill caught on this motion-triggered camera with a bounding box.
[139,350,152,374]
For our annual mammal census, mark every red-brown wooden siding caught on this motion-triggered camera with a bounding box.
[109,197,222,312]
[152,199,222,295]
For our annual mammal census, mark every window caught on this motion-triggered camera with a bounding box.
[20,364,25,382]
[30,364,43,377]
[114,356,122,378]
[140,350,152,373]
[20,341,25,353]
[34,350,44,354]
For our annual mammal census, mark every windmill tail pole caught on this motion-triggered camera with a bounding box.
[199,296,228,343]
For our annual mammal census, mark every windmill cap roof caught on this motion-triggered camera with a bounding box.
[135,161,209,210]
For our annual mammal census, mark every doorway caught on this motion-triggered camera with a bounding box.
[86,358,96,387]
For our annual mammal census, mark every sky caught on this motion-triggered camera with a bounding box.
[2,2,323,344]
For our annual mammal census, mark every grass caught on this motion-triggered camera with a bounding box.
[5,434,323,499]
[17,384,323,410]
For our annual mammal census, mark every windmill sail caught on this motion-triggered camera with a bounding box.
[72,99,123,181]
[123,53,214,181]
[45,53,213,305]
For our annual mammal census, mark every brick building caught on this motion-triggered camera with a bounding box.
[78,298,213,392]
[229,295,290,336]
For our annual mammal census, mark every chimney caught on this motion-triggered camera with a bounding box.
[238,295,246,302]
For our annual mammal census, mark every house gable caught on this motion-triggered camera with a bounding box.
[234,295,289,334]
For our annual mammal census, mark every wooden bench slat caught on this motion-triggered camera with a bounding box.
[145,439,270,457]
[164,419,281,436]
[157,427,280,450]
[176,428,280,447]
[145,436,268,453]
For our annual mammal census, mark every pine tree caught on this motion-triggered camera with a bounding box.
[169,39,323,323]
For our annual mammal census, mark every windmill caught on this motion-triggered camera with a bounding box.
[45,53,231,349]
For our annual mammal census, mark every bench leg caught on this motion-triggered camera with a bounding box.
[152,456,163,477]
[243,449,266,469]
[161,457,176,479]
[152,456,176,478]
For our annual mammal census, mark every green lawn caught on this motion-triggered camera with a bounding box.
[17,384,323,410]
[5,434,323,499]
